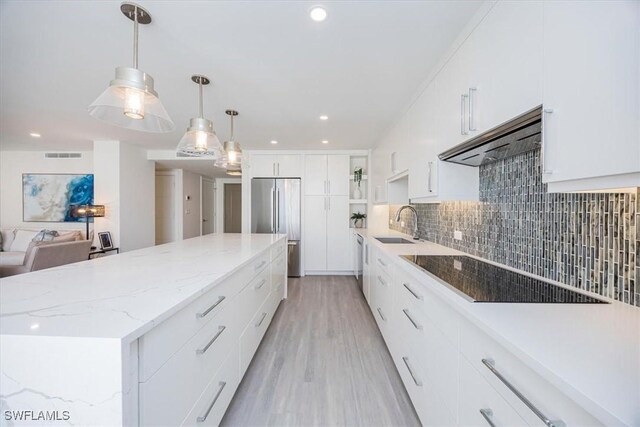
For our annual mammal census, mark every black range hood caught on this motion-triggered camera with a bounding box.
[439,106,542,167]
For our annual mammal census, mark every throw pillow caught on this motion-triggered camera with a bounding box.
[32,230,60,242]
[53,233,77,243]
[10,230,40,252]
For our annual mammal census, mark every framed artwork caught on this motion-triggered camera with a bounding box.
[22,174,94,222]
[98,232,113,250]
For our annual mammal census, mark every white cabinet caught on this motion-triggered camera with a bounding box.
[250,154,302,178]
[362,240,371,304]
[542,0,640,191]
[303,196,327,271]
[304,155,350,196]
[304,195,351,272]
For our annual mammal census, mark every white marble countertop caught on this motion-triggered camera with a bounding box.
[0,233,285,343]
[355,228,640,426]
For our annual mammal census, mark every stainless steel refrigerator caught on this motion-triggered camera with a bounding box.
[251,178,301,276]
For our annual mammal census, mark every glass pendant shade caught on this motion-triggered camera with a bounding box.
[224,140,242,166]
[89,67,174,133]
[177,117,224,157]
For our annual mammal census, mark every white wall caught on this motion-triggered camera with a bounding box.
[182,170,202,239]
[94,141,155,252]
[0,150,93,232]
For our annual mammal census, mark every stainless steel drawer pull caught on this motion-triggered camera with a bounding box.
[196,381,226,423]
[255,312,268,328]
[403,283,423,300]
[482,359,565,427]
[402,309,423,330]
[196,326,226,355]
[254,279,267,290]
[377,275,387,287]
[196,296,226,319]
[254,260,267,271]
[377,307,386,322]
[402,356,423,387]
[479,409,496,427]
[377,258,387,267]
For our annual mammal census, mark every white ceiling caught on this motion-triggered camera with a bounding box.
[0,0,482,152]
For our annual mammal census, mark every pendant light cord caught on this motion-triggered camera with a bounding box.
[133,6,139,69]
[198,80,204,118]
[230,114,234,139]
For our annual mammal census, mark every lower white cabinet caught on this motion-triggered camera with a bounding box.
[137,239,286,427]
[364,237,601,427]
[304,195,352,273]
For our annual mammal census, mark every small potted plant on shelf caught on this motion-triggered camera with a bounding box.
[350,212,367,228]
[353,167,363,199]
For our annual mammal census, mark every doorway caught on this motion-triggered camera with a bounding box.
[224,183,242,233]
[155,172,177,244]
[201,178,216,235]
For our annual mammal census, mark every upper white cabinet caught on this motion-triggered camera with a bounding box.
[542,0,640,191]
[304,155,349,196]
[250,154,302,178]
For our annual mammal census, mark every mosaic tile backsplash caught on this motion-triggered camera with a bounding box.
[390,149,640,307]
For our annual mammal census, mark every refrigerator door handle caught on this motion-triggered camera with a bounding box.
[270,186,275,233]
[275,188,280,233]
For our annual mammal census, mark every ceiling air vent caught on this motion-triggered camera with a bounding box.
[44,153,82,159]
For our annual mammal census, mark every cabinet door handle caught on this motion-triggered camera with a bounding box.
[273,162,276,176]
[542,108,555,175]
[461,94,469,135]
[479,409,496,427]
[324,180,327,194]
[469,87,477,131]
[402,356,423,386]
[255,312,268,327]
[196,326,226,355]
[427,161,433,193]
[376,307,386,322]
[254,278,267,290]
[377,275,387,287]
[254,260,267,271]
[377,257,387,267]
[196,381,226,423]
[327,197,330,210]
[402,309,423,330]
[328,180,331,194]
[196,296,225,319]
[482,359,565,427]
[277,162,280,176]
[403,283,423,300]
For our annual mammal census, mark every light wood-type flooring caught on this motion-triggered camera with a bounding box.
[221,275,420,427]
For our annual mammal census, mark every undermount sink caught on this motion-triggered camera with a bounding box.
[374,237,415,244]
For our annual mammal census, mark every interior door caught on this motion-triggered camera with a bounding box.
[251,179,275,233]
[155,173,176,244]
[223,183,242,233]
[201,178,215,235]
[303,195,327,271]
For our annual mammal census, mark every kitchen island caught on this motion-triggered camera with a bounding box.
[0,233,287,426]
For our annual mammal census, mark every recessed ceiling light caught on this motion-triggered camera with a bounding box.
[309,6,327,22]
[322,140,329,144]
[270,140,278,144]
[319,115,328,120]
[29,133,41,138]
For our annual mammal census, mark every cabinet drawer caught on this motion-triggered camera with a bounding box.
[374,251,394,277]
[459,356,529,427]
[239,290,281,376]
[373,272,394,337]
[236,266,272,333]
[460,320,602,427]
[272,252,286,297]
[180,347,240,426]
[139,250,270,381]
[139,298,239,427]
[271,240,286,260]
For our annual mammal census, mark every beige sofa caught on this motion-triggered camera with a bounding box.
[1,228,88,267]
[0,240,93,278]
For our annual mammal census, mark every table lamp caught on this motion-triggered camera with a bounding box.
[70,204,105,241]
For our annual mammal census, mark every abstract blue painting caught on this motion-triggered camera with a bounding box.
[22,174,94,222]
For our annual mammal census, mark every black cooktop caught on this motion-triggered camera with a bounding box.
[400,255,606,303]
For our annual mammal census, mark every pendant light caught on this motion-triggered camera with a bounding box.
[176,75,224,158]
[224,110,242,167]
[88,3,174,133]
